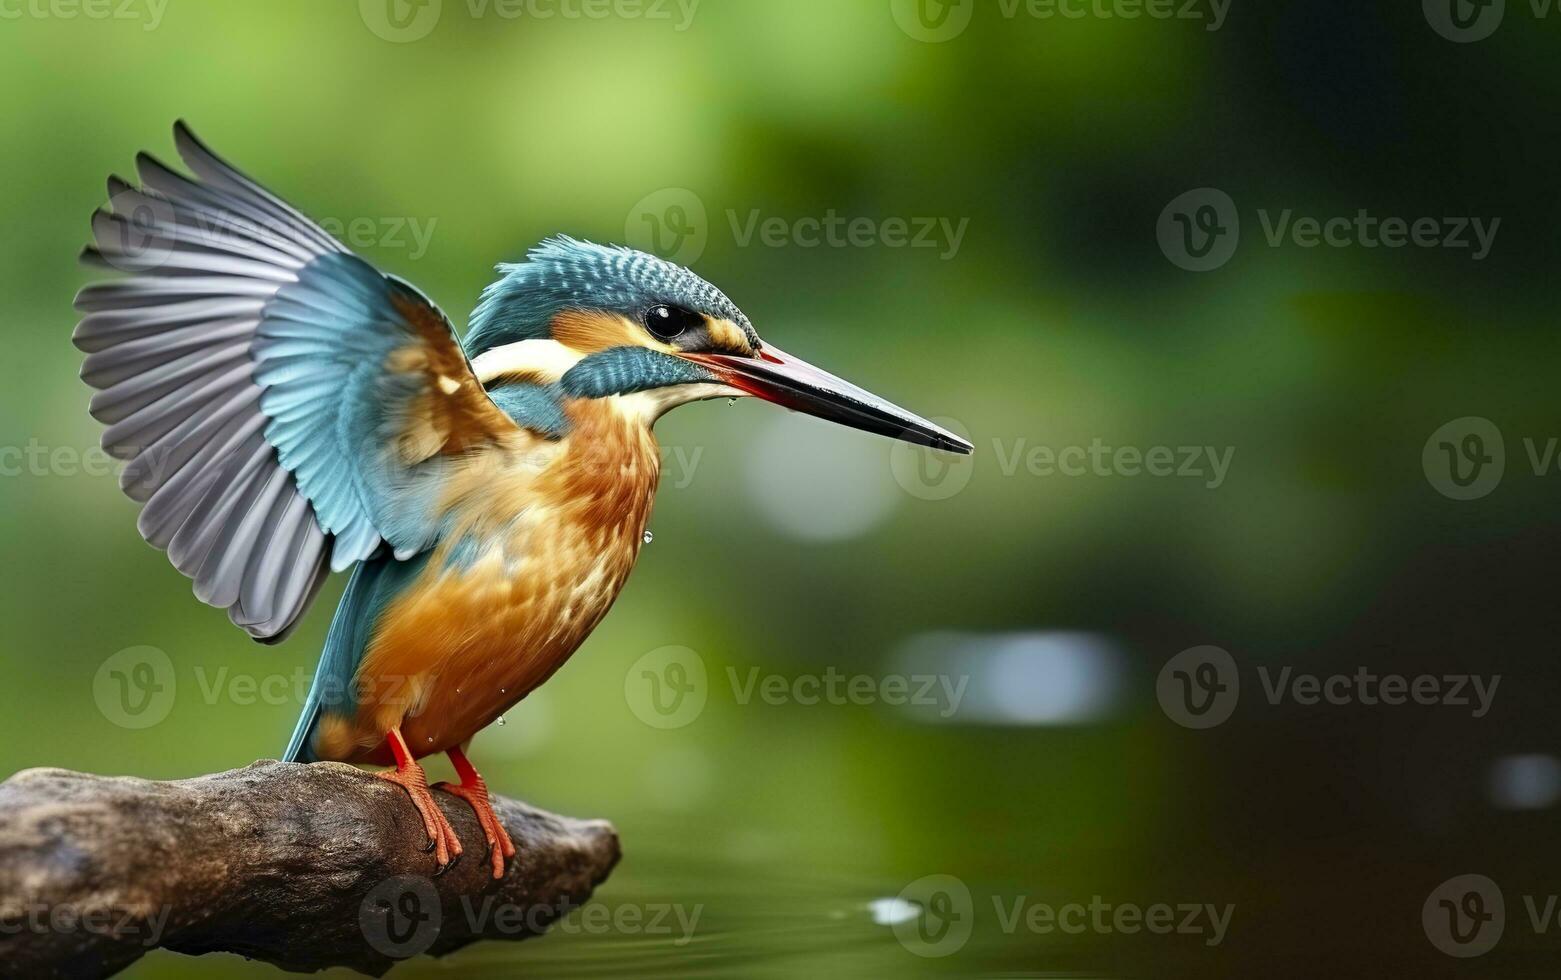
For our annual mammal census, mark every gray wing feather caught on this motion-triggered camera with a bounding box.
[73,121,366,641]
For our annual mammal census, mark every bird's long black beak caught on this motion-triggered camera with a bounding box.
[683,344,974,455]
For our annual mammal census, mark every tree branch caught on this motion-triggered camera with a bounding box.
[0,761,620,977]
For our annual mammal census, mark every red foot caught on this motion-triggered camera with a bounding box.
[377,728,463,872]
[435,746,516,880]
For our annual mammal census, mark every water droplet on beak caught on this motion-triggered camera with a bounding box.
[642,530,654,545]
[496,715,506,727]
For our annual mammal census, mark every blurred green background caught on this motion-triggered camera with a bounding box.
[3,0,1561,976]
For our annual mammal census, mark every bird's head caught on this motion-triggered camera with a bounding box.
[464,236,972,454]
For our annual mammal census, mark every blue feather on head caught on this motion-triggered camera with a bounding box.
[462,235,756,358]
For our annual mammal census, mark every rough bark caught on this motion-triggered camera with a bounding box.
[0,761,620,977]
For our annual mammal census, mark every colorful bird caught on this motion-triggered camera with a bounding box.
[73,123,972,878]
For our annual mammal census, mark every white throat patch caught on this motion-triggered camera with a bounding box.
[471,339,584,385]
[472,339,746,425]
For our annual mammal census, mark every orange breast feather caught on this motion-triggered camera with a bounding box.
[320,397,661,764]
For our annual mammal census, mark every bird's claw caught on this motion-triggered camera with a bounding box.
[434,779,515,879]
[377,765,463,872]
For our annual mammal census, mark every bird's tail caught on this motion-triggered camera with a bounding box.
[280,554,429,763]
[282,701,320,763]
[281,560,375,764]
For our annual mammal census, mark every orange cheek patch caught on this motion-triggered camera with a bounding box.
[552,309,670,355]
[705,316,754,355]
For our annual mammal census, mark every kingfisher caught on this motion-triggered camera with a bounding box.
[73,123,971,879]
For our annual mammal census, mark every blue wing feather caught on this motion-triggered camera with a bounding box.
[74,122,522,640]
[253,252,439,571]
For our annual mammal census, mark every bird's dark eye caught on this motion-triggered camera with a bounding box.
[642,305,704,343]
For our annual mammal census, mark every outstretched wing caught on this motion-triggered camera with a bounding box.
[74,121,521,642]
